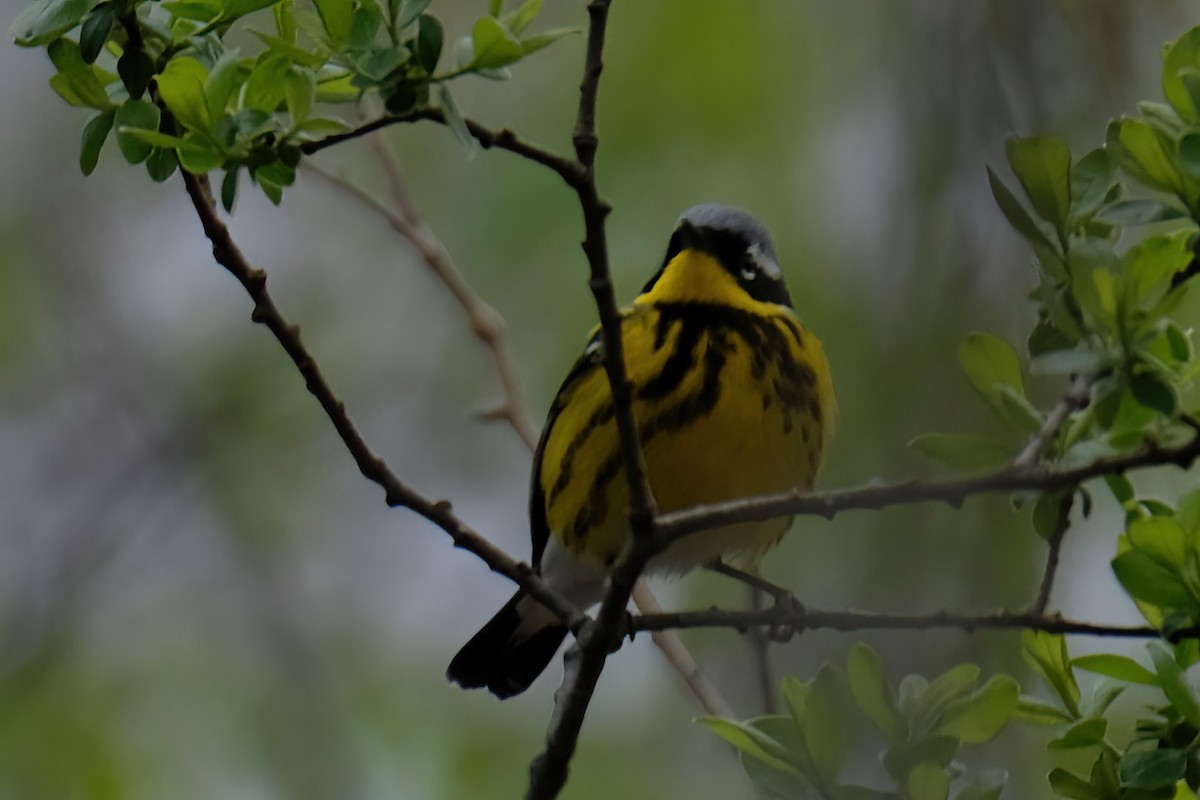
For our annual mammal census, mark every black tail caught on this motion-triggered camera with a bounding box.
[446,592,568,699]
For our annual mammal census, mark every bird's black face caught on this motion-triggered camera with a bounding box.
[643,205,794,308]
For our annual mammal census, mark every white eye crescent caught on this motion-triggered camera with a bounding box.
[740,266,757,281]
[746,241,782,280]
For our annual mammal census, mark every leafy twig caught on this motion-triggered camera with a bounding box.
[178,169,583,631]
[1012,373,1093,468]
[300,107,584,188]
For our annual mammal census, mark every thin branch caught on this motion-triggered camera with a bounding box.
[631,582,735,718]
[305,153,539,450]
[654,430,1200,547]
[631,606,1171,640]
[749,587,776,714]
[1029,487,1075,614]
[300,107,584,188]
[529,3,658,798]
[1012,373,1093,468]
[179,169,584,632]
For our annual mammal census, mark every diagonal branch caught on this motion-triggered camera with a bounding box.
[304,151,539,450]
[179,169,583,632]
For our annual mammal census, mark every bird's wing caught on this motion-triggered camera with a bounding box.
[529,325,606,568]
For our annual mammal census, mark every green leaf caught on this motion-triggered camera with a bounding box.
[1163,27,1200,120]
[1069,148,1116,225]
[470,15,524,69]
[437,85,479,157]
[177,145,223,173]
[353,44,410,81]
[882,736,958,783]
[1119,748,1189,790]
[47,38,113,109]
[955,770,1007,800]
[117,49,154,99]
[907,763,949,800]
[1130,371,1178,417]
[416,14,443,73]
[1150,641,1200,729]
[1165,322,1193,363]
[162,1,221,22]
[1128,516,1188,569]
[1028,347,1105,376]
[1032,491,1069,541]
[206,50,248,121]
[1006,135,1071,235]
[993,385,1043,435]
[1126,231,1193,300]
[114,99,160,163]
[312,0,352,46]
[1028,320,1078,358]
[1112,551,1192,608]
[79,108,114,175]
[1046,717,1107,749]
[800,666,855,784]
[959,332,1024,397]
[1022,630,1080,717]
[249,31,328,68]
[907,433,1015,470]
[10,0,89,46]
[274,0,295,40]
[396,0,430,30]
[846,644,906,742]
[79,3,114,64]
[987,167,1058,253]
[936,675,1018,744]
[1096,198,1186,225]
[220,0,281,21]
[117,128,206,151]
[145,147,178,182]
[741,755,822,800]
[244,53,291,112]
[284,66,315,122]
[1111,118,1182,194]
[157,57,213,134]
[698,717,803,777]
[520,26,581,55]
[501,0,539,35]
[1103,474,1135,505]
[1048,768,1101,800]
[221,167,239,212]
[1071,653,1158,685]
[1014,697,1074,725]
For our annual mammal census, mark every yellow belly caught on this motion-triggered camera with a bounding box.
[538,301,831,571]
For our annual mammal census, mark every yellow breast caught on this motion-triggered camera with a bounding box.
[537,250,833,570]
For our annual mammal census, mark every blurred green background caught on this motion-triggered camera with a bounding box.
[3,1,1200,797]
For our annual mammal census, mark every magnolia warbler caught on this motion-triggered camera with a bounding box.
[447,204,834,698]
